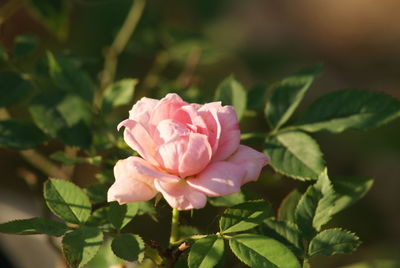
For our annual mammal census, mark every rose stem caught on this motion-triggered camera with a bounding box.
[169,208,180,246]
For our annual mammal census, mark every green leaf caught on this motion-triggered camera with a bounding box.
[308,228,360,256]
[136,201,157,221]
[85,184,108,204]
[340,259,400,268]
[86,207,113,231]
[295,89,400,133]
[278,189,302,222]
[86,239,124,268]
[247,84,268,110]
[27,0,70,40]
[229,233,301,268]
[214,75,247,120]
[29,91,92,148]
[0,217,67,236]
[0,72,33,107]
[265,66,321,130]
[188,235,224,268]
[208,190,261,207]
[102,79,137,113]
[108,202,139,230]
[62,226,103,268]
[295,169,336,238]
[44,179,91,224]
[264,131,325,181]
[219,199,272,234]
[260,218,303,255]
[47,52,94,102]
[0,120,47,149]
[111,233,145,262]
[330,176,374,215]
[13,34,39,60]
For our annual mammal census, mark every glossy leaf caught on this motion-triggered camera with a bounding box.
[0,120,47,149]
[277,189,302,222]
[44,179,91,224]
[295,89,400,133]
[214,75,247,120]
[265,66,321,130]
[188,235,224,268]
[229,233,301,268]
[62,226,103,268]
[111,233,145,262]
[102,79,137,113]
[0,72,33,108]
[308,228,360,256]
[260,218,303,255]
[295,170,336,238]
[29,91,92,148]
[264,131,325,181]
[47,52,94,102]
[219,200,272,234]
[0,217,67,236]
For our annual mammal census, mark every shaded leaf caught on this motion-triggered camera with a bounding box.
[13,34,39,60]
[247,84,268,110]
[308,228,360,256]
[188,235,224,268]
[208,190,261,207]
[85,184,108,204]
[44,179,91,224]
[229,233,301,268]
[29,91,92,148]
[220,200,272,234]
[295,89,400,133]
[111,233,145,262]
[47,52,94,102]
[62,226,103,268]
[0,72,33,107]
[265,66,321,130]
[108,202,139,230]
[102,79,137,113]
[0,120,47,149]
[86,239,124,268]
[260,218,303,255]
[0,217,67,236]
[50,151,101,166]
[277,189,302,222]
[264,131,325,181]
[214,75,247,120]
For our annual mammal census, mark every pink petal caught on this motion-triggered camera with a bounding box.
[179,133,212,178]
[153,119,190,144]
[118,119,158,166]
[129,97,159,126]
[187,161,245,197]
[199,103,240,161]
[107,157,157,204]
[228,145,270,184]
[149,94,187,127]
[154,179,207,210]
[156,137,188,175]
[198,103,221,154]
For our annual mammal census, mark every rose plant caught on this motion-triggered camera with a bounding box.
[1,2,400,267]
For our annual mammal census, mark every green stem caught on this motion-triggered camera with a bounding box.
[169,208,180,246]
[96,0,146,106]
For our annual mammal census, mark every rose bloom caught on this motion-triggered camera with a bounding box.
[108,93,269,210]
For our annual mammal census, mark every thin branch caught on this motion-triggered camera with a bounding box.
[96,0,147,107]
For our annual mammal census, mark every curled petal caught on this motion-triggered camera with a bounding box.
[154,179,207,210]
[107,157,157,204]
[129,97,159,126]
[187,161,245,197]
[118,119,158,166]
[179,133,212,178]
[156,138,188,175]
[228,145,270,184]
[199,103,240,161]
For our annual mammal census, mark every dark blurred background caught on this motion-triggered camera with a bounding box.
[0,0,399,267]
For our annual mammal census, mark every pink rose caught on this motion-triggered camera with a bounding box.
[107,93,269,210]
